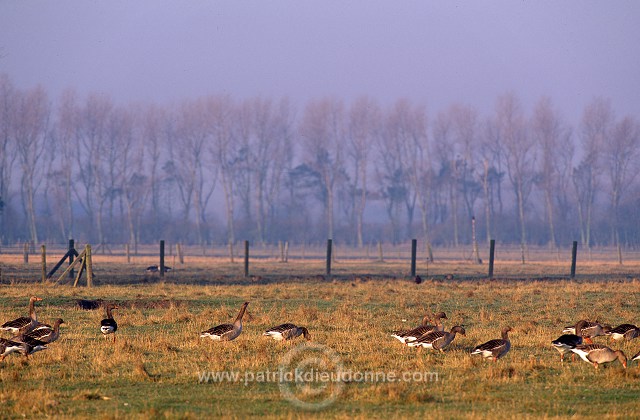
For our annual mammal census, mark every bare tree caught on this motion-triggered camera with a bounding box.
[14,85,50,244]
[574,97,613,250]
[605,115,640,247]
[531,96,573,248]
[346,96,379,247]
[495,92,537,260]
[0,74,18,240]
[299,98,346,241]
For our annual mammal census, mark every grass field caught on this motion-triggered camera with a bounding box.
[1,252,640,418]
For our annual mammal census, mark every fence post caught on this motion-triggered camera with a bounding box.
[410,239,417,277]
[23,242,29,264]
[86,244,93,287]
[160,240,166,278]
[68,239,75,279]
[570,241,578,278]
[488,239,495,279]
[244,240,249,277]
[125,243,130,263]
[377,241,383,262]
[326,239,333,277]
[41,245,46,283]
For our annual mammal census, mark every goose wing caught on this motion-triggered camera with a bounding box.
[201,323,234,337]
[1,317,33,332]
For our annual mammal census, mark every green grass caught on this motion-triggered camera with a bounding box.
[1,257,640,418]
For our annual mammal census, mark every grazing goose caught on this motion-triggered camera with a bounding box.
[551,334,583,362]
[632,350,640,363]
[200,302,249,341]
[9,335,48,358]
[607,324,640,341]
[563,320,609,344]
[16,318,64,344]
[100,304,119,342]
[1,296,43,334]
[571,344,627,369]
[263,323,311,341]
[391,312,448,344]
[471,326,512,361]
[0,338,25,361]
[407,326,466,351]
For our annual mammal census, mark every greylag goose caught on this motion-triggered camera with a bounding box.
[391,312,447,344]
[263,323,311,341]
[551,334,583,362]
[200,302,249,341]
[1,296,43,334]
[407,326,466,351]
[632,350,640,363]
[100,304,119,342]
[16,318,64,344]
[571,344,627,369]
[563,320,609,344]
[471,326,512,361]
[0,338,25,361]
[607,324,640,341]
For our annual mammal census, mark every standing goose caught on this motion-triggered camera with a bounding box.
[571,344,627,369]
[8,335,48,359]
[391,312,448,344]
[563,320,609,344]
[16,319,64,344]
[100,304,119,342]
[1,296,43,334]
[551,334,583,362]
[607,324,640,341]
[471,326,512,361]
[200,302,249,341]
[407,326,466,351]
[263,323,311,341]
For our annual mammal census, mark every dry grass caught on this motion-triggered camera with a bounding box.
[1,255,640,418]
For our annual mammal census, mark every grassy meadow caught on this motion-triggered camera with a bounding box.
[1,249,640,418]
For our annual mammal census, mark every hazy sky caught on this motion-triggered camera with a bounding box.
[1,1,639,124]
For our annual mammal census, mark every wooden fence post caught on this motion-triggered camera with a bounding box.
[570,241,578,278]
[244,240,249,278]
[326,239,333,277]
[377,241,384,262]
[23,242,29,264]
[488,239,496,279]
[86,244,93,287]
[160,240,166,278]
[410,239,417,277]
[41,245,46,283]
[68,239,75,278]
[125,243,130,263]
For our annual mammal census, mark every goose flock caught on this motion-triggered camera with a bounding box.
[2,297,640,371]
[390,311,640,368]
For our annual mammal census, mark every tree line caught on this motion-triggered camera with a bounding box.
[1,73,639,250]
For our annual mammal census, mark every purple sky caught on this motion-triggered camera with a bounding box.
[1,1,639,124]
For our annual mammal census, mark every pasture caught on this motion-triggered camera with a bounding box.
[1,246,640,418]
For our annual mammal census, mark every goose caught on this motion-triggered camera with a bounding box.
[632,350,640,362]
[551,334,583,362]
[606,324,640,341]
[263,323,311,341]
[100,304,119,342]
[200,302,249,341]
[471,326,512,361]
[15,318,64,344]
[0,338,25,361]
[571,344,627,369]
[563,320,610,344]
[1,296,43,334]
[1,336,47,360]
[146,265,171,273]
[407,326,466,351]
[391,312,447,344]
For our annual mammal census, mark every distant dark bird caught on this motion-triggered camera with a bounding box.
[146,265,171,273]
[551,334,583,362]
[414,275,422,284]
[100,304,119,342]
[76,299,103,310]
